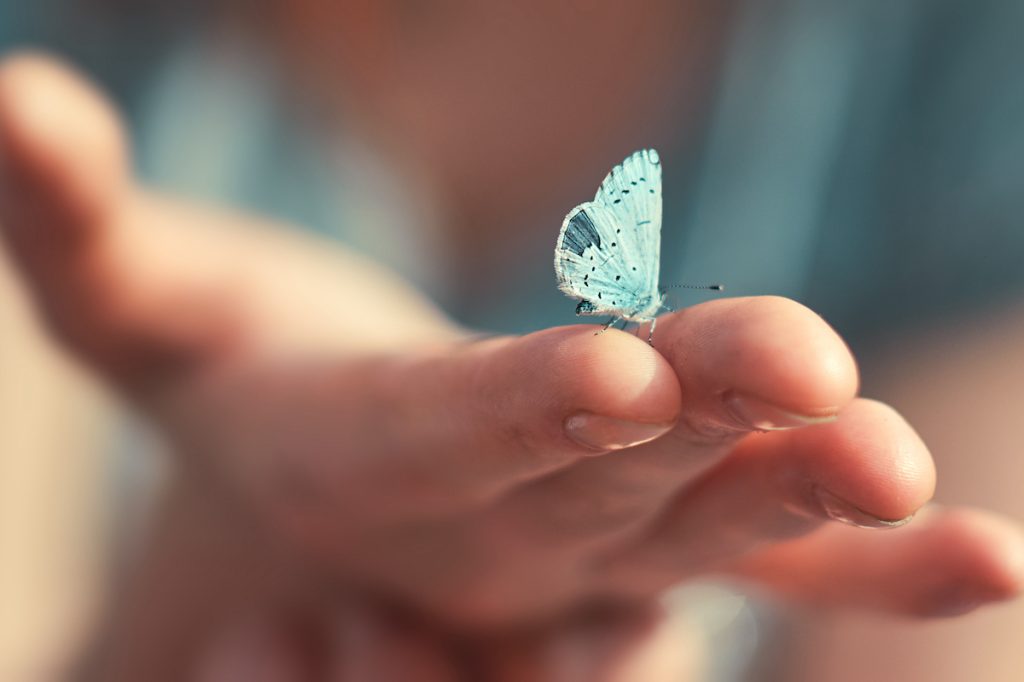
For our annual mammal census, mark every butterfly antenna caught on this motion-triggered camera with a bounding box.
[659,283,724,313]
[663,283,725,292]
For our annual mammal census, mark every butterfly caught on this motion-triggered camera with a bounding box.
[554,149,671,339]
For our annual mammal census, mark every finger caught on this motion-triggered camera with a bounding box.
[207,325,683,538]
[0,53,236,386]
[596,399,935,595]
[483,297,859,556]
[0,53,127,244]
[727,506,1024,618]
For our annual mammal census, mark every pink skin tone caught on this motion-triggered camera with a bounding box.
[1,54,1022,681]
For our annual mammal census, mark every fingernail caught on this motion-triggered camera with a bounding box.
[565,412,675,452]
[814,486,915,529]
[724,392,838,431]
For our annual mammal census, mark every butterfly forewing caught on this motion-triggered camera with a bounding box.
[595,149,662,297]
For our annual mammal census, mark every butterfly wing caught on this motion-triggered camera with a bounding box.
[594,149,662,298]
[554,149,663,319]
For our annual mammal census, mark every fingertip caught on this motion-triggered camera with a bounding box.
[995,531,1024,599]
[491,326,682,455]
[733,296,860,411]
[893,508,1024,618]
[556,326,683,425]
[930,508,1024,601]
[0,51,128,230]
[801,399,937,525]
[657,296,858,419]
[726,505,1024,619]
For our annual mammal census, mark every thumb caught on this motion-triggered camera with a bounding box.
[0,52,128,277]
[196,326,682,554]
[0,53,238,387]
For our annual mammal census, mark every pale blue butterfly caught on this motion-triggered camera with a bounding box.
[555,149,719,341]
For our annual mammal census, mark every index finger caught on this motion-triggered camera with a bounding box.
[197,324,684,537]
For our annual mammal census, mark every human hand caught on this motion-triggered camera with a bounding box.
[2,54,1021,680]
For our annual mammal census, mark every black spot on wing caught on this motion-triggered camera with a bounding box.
[560,209,602,256]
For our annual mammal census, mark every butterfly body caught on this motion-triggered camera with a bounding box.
[555,149,665,323]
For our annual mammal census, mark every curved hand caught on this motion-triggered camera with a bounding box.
[1,55,1021,680]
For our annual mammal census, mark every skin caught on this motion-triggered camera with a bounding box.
[779,311,1024,682]
[1,53,1022,682]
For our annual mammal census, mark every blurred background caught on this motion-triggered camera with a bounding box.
[2,0,1023,680]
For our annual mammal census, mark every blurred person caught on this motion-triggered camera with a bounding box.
[1,1,1024,681]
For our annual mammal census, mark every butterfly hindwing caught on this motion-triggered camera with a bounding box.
[555,201,653,317]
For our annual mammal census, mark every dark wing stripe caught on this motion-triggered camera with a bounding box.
[560,209,602,256]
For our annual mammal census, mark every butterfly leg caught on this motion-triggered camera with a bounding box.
[595,317,619,336]
[646,316,658,345]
